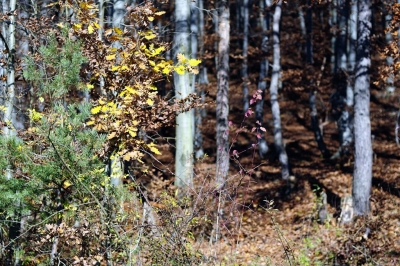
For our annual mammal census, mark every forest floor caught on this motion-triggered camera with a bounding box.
[147,59,400,265]
[142,9,400,265]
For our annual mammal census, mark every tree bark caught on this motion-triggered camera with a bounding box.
[194,0,207,159]
[269,0,291,180]
[256,0,271,159]
[242,0,250,112]
[174,0,193,188]
[352,0,373,216]
[216,0,230,189]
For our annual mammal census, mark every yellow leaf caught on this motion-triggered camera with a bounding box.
[188,58,202,67]
[86,121,95,126]
[155,11,166,16]
[56,23,64,28]
[87,83,94,89]
[174,65,186,75]
[73,23,82,30]
[162,67,171,75]
[120,65,129,71]
[62,180,72,189]
[146,99,154,106]
[111,66,120,71]
[149,146,162,155]
[107,132,116,140]
[114,27,123,35]
[88,25,94,34]
[144,32,156,40]
[177,53,186,63]
[149,60,155,66]
[148,16,154,21]
[93,22,100,29]
[128,130,137,137]
[39,97,44,102]
[106,54,116,60]
[91,106,102,114]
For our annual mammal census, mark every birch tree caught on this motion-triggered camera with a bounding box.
[256,0,271,159]
[174,0,193,188]
[216,0,230,188]
[352,0,373,216]
[194,0,208,159]
[242,0,250,112]
[269,0,291,180]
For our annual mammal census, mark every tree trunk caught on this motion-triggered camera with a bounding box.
[347,0,357,106]
[330,0,337,73]
[383,4,395,93]
[306,0,313,65]
[269,0,291,180]
[174,0,193,188]
[242,0,250,112]
[336,0,348,72]
[194,0,207,159]
[216,0,230,189]
[256,0,271,159]
[352,0,373,216]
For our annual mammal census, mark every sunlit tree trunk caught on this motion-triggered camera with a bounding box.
[2,1,17,265]
[352,0,373,216]
[242,0,250,112]
[256,0,271,159]
[216,0,230,189]
[174,0,193,188]
[269,0,291,180]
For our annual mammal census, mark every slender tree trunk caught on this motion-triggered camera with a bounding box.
[256,0,271,159]
[213,0,219,70]
[270,0,290,180]
[174,0,193,188]
[216,0,230,188]
[194,0,207,159]
[336,0,348,72]
[352,0,373,216]
[383,4,395,93]
[306,0,313,65]
[347,0,357,106]
[330,0,337,73]
[242,0,250,112]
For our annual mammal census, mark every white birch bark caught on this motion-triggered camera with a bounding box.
[256,0,271,159]
[242,0,250,112]
[269,0,291,180]
[216,0,230,188]
[174,0,193,188]
[352,0,373,216]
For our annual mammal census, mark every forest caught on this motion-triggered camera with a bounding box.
[0,0,399,265]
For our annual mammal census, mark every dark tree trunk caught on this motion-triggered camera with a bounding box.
[352,0,373,216]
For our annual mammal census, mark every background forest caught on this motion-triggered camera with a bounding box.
[0,0,399,265]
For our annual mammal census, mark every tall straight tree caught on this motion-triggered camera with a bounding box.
[352,0,373,216]
[216,0,230,189]
[256,0,271,159]
[174,0,193,188]
[269,0,291,180]
[242,0,250,112]
[194,0,208,159]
